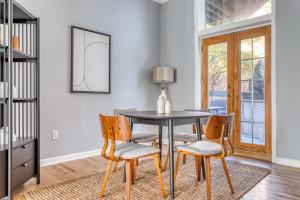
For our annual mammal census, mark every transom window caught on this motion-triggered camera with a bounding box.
[204,0,271,29]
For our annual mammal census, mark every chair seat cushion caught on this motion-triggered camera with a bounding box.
[173,133,198,142]
[132,133,158,143]
[176,141,222,155]
[106,143,160,159]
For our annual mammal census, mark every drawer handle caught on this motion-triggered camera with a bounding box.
[22,163,28,167]
[22,145,27,149]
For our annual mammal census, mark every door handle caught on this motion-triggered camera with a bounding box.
[228,94,232,97]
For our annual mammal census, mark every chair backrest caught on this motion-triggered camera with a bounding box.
[114,108,137,115]
[99,114,132,161]
[205,114,235,156]
[205,114,234,140]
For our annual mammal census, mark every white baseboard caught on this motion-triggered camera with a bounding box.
[41,149,100,167]
[39,139,183,167]
[275,157,300,168]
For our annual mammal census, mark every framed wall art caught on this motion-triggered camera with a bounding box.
[71,26,111,93]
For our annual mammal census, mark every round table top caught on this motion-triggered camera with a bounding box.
[120,110,211,120]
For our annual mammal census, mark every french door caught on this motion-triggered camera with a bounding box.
[202,34,234,114]
[202,26,271,159]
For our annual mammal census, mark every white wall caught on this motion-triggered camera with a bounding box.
[17,0,161,159]
[160,0,196,110]
[275,0,300,162]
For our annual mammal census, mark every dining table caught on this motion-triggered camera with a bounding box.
[120,110,211,199]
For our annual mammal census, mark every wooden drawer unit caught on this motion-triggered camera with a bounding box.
[12,159,35,189]
[12,141,35,169]
[0,151,7,198]
[0,171,7,198]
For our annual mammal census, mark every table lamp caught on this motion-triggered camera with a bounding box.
[153,66,176,113]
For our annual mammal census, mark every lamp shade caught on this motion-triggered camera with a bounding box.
[152,66,175,83]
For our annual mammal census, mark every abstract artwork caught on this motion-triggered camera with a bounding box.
[71,26,111,93]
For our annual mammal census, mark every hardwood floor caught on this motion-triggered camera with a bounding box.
[13,153,300,200]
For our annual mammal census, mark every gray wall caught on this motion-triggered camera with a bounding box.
[17,0,161,159]
[275,0,300,161]
[160,0,196,110]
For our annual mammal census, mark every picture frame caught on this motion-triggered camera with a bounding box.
[71,26,111,93]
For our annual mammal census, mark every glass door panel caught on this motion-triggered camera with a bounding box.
[240,36,266,145]
[208,43,228,115]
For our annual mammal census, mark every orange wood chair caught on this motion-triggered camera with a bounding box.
[174,114,235,200]
[113,108,159,171]
[99,114,166,200]
[163,109,212,170]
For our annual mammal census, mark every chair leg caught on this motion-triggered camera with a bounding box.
[153,154,166,198]
[125,160,132,200]
[174,152,181,182]
[205,157,212,200]
[199,156,202,180]
[130,160,136,184]
[100,160,113,198]
[221,158,234,194]
[183,154,187,165]
[163,147,169,171]
[183,142,187,164]
[134,159,138,182]
[113,161,119,172]
[194,155,201,182]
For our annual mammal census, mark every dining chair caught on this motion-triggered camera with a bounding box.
[114,108,159,145]
[174,114,235,200]
[99,114,166,200]
[114,108,159,171]
[163,109,211,170]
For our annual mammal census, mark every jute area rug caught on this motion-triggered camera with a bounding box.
[25,157,270,200]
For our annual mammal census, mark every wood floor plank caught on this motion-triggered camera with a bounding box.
[12,152,300,200]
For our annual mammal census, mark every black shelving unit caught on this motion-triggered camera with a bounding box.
[0,0,40,199]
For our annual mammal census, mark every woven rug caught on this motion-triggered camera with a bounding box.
[25,157,270,200]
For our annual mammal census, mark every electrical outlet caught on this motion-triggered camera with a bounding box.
[52,129,59,140]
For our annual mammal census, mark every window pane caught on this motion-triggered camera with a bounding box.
[253,123,265,145]
[253,59,265,80]
[241,122,252,144]
[253,80,265,100]
[253,36,265,58]
[205,0,271,30]
[241,60,252,81]
[241,101,252,122]
[241,80,252,101]
[241,39,252,60]
[208,43,228,114]
[253,102,265,123]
